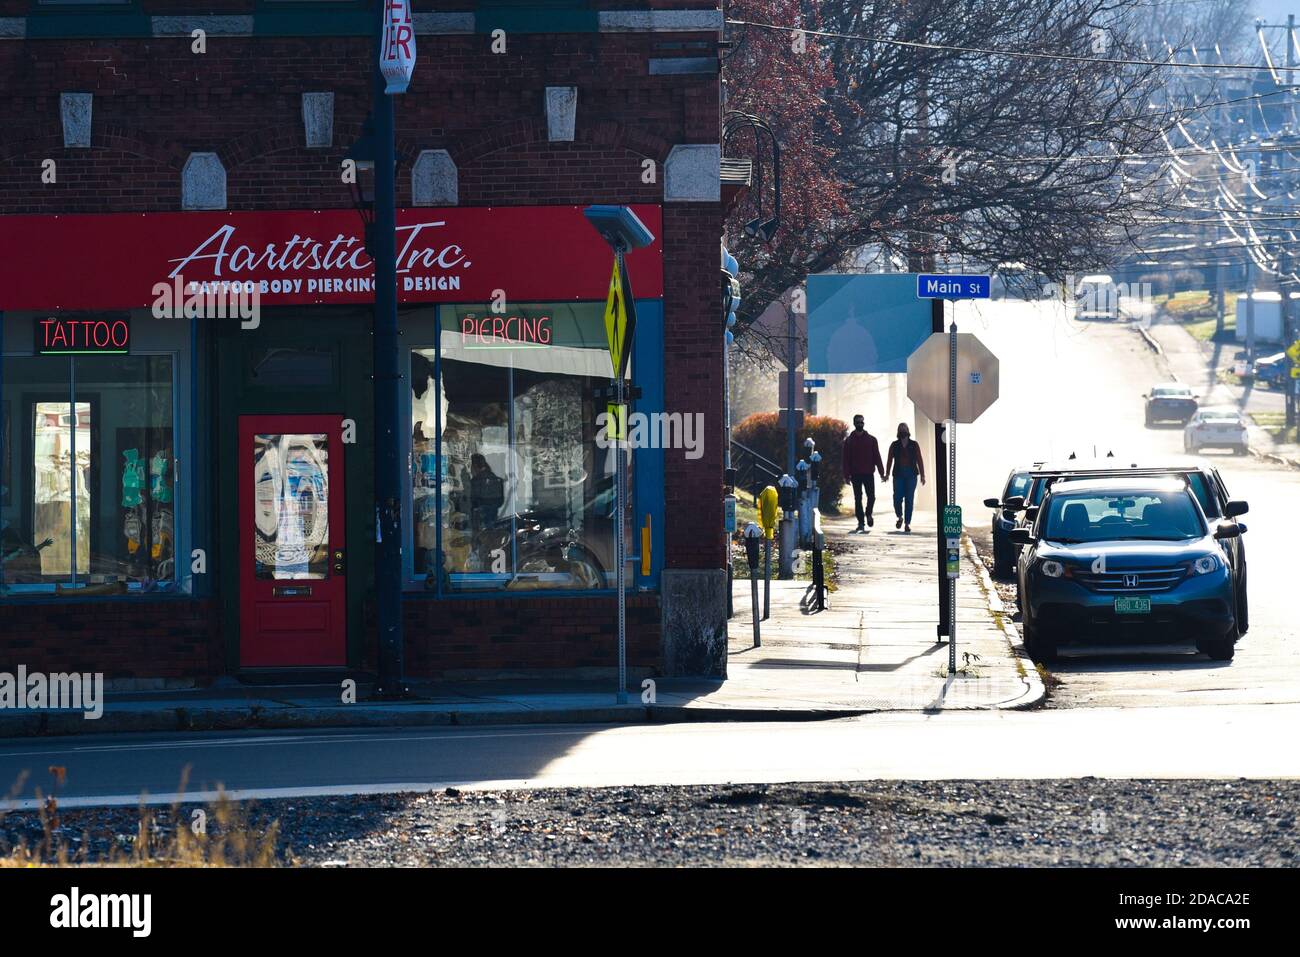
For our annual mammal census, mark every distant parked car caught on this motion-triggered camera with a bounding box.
[1251,352,1288,390]
[1144,383,1198,426]
[1184,408,1249,455]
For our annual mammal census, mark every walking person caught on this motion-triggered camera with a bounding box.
[842,414,885,533]
[884,422,926,533]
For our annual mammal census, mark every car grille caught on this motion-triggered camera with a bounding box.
[1074,567,1186,593]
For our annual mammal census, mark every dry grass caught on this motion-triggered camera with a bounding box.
[0,767,282,867]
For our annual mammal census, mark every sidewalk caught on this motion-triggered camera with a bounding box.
[717,509,1041,713]
[1143,314,1300,467]
[0,510,1042,739]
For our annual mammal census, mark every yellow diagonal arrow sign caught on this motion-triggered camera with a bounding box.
[603,256,629,378]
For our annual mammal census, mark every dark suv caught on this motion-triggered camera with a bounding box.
[1012,476,1248,662]
[1007,460,1249,635]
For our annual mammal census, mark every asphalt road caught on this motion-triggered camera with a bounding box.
[3,703,1299,810]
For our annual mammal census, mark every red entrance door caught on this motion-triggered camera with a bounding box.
[238,415,347,667]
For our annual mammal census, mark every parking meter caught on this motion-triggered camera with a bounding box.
[743,522,763,570]
[796,458,811,489]
[743,522,763,645]
[777,474,798,512]
[758,486,779,539]
[804,436,816,453]
[809,450,822,486]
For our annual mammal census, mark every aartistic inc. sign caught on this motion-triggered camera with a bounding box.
[0,206,664,311]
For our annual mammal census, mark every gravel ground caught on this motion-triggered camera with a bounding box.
[3,778,1298,867]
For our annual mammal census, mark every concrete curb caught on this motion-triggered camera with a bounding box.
[0,698,909,739]
[963,533,1046,710]
[1136,323,1163,355]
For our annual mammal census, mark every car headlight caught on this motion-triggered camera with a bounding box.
[1192,555,1220,575]
[1039,559,1065,578]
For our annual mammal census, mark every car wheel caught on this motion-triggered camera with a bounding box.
[1144,413,1153,427]
[1204,635,1235,661]
[1234,444,1248,456]
[1237,575,1249,635]
[992,537,1012,579]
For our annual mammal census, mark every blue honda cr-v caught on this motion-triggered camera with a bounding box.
[1011,476,1245,662]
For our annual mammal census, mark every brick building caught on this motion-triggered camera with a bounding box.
[0,2,728,684]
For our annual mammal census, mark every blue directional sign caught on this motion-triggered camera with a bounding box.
[805,378,827,389]
[916,274,991,300]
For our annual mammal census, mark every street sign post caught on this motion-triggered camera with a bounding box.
[909,283,998,674]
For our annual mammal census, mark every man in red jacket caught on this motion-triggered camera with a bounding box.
[842,414,885,532]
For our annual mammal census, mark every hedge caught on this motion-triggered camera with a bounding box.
[732,412,849,513]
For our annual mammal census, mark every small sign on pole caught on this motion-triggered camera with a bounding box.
[380,0,417,94]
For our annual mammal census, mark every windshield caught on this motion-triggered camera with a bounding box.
[1041,490,1204,543]
[1005,472,1032,500]
[1152,386,1191,397]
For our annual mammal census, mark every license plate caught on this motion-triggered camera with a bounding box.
[1114,596,1151,614]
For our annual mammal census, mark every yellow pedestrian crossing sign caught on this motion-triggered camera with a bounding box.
[603,255,636,379]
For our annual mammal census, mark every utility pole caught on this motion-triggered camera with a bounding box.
[1287,13,1297,428]
[372,0,405,697]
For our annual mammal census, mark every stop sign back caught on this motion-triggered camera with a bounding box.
[906,332,1000,423]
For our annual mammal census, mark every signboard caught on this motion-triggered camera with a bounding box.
[779,370,804,409]
[943,505,962,579]
[0,206,664,310]
[380,0,417,94]
[916,274,991,300]
[906,332,1000,424]
[35,315,129,354]
[602,256,637,379]
[806,273,932,374]
[724,494,737,534]
[804,377,827,389]
[777,409,805,431]
[942,505,963,536]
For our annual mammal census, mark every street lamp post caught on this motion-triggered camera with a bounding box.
[371,0,405,697]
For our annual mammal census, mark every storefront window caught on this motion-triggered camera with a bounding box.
[410,302,628,591]
[1,352,175,593]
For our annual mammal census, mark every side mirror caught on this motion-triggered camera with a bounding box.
[1214,522,1241,540]
[1024,506,1040,522]
[1004,495,1026,510]
[1237,522,1248,534]
[984,497,1001,509]
[1224,499,1249,518]
[1009,528,1034,545]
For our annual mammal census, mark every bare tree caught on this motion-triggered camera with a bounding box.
[723,0,1177,330]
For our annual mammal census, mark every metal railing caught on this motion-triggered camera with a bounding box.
[730,439,783,505]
